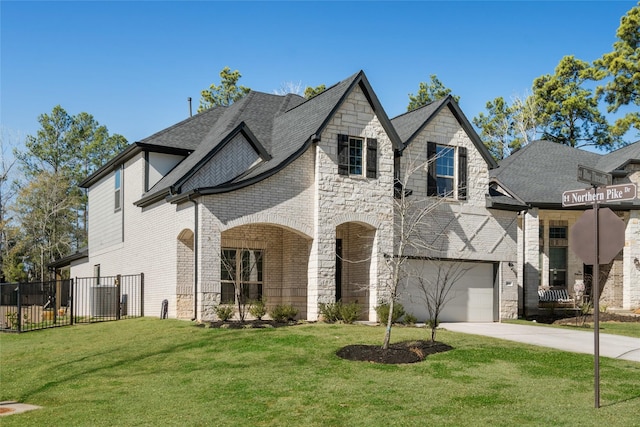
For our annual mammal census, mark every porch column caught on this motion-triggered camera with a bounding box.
[307,226,336,320]
[197,202,221,321]
[523,208,541,314]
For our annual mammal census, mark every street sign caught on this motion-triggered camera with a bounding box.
[562,183,637,207]
[577,165,612,186]
[570,207,625,265]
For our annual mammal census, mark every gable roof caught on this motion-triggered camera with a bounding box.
[491,140,640,208]
[391,96,498,169]
[129,71,403,206]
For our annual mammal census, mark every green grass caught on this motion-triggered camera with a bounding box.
[1,318,639,426]
[508,319,640,338]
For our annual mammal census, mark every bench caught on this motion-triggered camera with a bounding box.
[538,288,575,308]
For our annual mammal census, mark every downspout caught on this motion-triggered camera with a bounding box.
[189,197,199,321]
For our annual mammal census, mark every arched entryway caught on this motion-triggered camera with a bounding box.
[220,223,311,319]
[335,222,376,320]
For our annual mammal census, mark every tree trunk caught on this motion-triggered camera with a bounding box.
[382,298,394,350]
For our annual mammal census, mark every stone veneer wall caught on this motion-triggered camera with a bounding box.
[310,85,395,321]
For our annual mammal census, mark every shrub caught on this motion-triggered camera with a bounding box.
[338,302,361,324]
[403,313,417,325]
[318,302,342,322]
[249,298,267,320]
[375,302,405,324]
[270,304,298,322]
[215,305,234,321]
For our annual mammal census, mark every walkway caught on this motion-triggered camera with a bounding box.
[440,322,640,362]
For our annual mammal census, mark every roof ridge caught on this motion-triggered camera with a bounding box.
[138,105,225,144]
[390,96,447,121]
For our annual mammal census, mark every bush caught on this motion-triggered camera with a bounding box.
[375,302,405,324]
[249,299,267,320]
[403,313,417,325]
[270,304,298,322]
[215,305,234,321]
[318,302,342,322]
[338,302,361,324]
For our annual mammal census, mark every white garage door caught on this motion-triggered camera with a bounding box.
[400,260,495,322]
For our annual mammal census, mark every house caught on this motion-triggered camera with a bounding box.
[490,140,640,316]
[65,71,524,322]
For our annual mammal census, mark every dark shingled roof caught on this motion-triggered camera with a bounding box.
[390,96,497,169]
[491,140,640,208]
[124,71,403,206]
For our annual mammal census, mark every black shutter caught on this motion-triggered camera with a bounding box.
[458,146,467,200]
[427,141,437,196]
[338,134,349,175]
[366,138,377,178]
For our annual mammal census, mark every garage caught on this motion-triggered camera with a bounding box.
[399,260,496,322]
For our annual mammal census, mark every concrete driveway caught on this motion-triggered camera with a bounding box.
[440,322,640,362]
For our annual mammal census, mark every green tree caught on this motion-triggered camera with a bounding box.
[304,84,326,99]
[9,106,127,278]
[198,67,251,112]
[533,55,618,149]
[593,3,640,136]
[9,172,78,281]
[407,75,460,111]
[473,94,542,160]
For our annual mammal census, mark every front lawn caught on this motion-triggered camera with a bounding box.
[508,318,640,338]
[1,319,639,426]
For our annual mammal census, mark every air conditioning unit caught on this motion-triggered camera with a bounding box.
[91,286,118,317]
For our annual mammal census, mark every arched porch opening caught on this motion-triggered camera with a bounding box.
[220,223,311,320]
[335,221,376,320]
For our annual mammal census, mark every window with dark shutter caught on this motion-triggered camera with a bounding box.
[338,134,349,175]
[427,141,437,196]
[458,146,467,200]
[366,138,377,178]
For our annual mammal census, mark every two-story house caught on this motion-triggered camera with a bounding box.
[64,71,524,322]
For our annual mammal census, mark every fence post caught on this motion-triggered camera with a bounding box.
[16,283,22,333]
[140,273,144,317]
[70,278,75,326]
[115,275,121,320]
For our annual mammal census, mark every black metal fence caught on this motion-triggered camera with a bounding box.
[1,273,143,333]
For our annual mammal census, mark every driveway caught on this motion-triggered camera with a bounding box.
[440,322,640,362]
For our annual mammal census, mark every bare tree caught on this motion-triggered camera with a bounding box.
[220,244,263,322]
[273,81,304,96]
[411,260,474,342]
[381,153,451,349]
[1,128,21,282]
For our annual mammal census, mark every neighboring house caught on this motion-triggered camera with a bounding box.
[63,71,523,322]
[491,140,640,316]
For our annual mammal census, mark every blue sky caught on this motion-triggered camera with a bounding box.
[1,1,637,148]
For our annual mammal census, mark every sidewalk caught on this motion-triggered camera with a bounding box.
[439,322,640,362]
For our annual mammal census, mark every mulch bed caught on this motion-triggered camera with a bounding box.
[336,340,453,364]
[206,320,299,329]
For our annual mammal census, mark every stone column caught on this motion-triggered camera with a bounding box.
[523,208,540,314]
[624,210,640,310]
[198,201,221,321]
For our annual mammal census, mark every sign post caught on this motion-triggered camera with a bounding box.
[565,167,633,409]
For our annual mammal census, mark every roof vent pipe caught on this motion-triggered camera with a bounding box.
[188,97,193,117]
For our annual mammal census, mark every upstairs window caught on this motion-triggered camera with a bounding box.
[114,168,122,212]
[427,142,467,200]
[338,134,377,178]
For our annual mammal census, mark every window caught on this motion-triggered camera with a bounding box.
[337,134,377,178]
[220,249,263,304]
[427,142,467,199]
[548,224,568,287]
[114,168,122,211]
[436,145,455,196]
[349,137,363,175]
